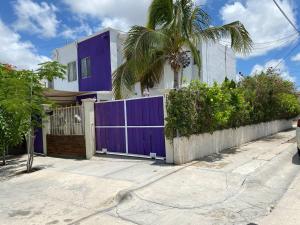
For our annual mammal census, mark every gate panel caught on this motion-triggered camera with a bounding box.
[96,128,126,153]
[95,101,126,153]
[127,128,166,157]
[95,96,166,158]
[126,97,164,126]
[95,101,124,126]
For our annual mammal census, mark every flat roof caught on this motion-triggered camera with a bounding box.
[54,27,126,51]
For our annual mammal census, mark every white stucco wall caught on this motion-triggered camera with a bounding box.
[52,42,79,92]
[200,41,236,85]
[167,119,293,165]
[147,41,236,94]
[147,64,173,96]
[110,29,126,76]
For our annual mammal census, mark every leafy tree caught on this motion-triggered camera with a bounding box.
[113,0,252,98]
[276,93,300,119]
[221,78,251,128]
[0,62,65,170]
[0,65,30,165]
[239,68,297,122]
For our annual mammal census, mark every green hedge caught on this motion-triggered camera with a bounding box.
[165,70,300,139]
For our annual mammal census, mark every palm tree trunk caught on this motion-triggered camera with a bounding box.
[173,70,179,89]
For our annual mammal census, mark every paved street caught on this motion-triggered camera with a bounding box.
[0,129,299,225]
[258,158,300,225]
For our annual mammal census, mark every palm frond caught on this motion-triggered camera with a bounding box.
[190,6,210,32]
[199,21,253,54]
[113,51,166,99]
[124,26,168,61]
[112,62,136,99]
[222,21,253,54]
[185,39,201,73]
[140,51,166,90]
[147,0,173,29]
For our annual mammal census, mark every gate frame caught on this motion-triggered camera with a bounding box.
[95,95,166,160]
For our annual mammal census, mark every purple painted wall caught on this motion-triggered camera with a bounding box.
[78,31,112,92]
[34,128,43,154]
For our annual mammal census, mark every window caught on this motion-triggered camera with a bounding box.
[67,61,77,82]
[81,57,91,78]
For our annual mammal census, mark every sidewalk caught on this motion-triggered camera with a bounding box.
[258,155,300,225]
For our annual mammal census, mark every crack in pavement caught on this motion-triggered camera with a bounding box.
[69,131,298,225]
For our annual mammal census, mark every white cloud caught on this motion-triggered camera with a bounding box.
[63,0,152,31]
[63,0,206,31]
[13,0,59,38]
[291,53,300,62]
[0,20,50,70]
[99,18,131,32]
[251,59,295,82]
[220,0,298,57]
[61,21,93,40]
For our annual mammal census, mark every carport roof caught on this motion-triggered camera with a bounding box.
[43,89,93,105]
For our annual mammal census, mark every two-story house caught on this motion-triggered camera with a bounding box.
[49,27,236,103]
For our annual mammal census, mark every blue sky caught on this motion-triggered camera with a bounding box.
[0,0,300,87]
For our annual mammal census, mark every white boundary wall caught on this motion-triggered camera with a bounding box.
[167,119,293,165]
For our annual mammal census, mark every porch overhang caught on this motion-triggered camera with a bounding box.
[43,89,92,105]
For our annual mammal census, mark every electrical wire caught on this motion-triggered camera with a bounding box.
[220,34,298,50]
[271,0,300,69]
[273,0,300,34]
[220,33,298,47]
[273,41,300,69]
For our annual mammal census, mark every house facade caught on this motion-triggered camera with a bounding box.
[50,28,236,101]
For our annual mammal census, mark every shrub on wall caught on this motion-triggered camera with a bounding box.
[165,69,300,139]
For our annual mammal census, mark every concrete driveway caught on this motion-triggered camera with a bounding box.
[0,129,300,225]
[0,155,175,225]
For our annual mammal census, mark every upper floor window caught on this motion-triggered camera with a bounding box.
[67,61,77,82]
[81,57,91,78]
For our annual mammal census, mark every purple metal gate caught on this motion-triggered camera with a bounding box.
[95,96,166,158]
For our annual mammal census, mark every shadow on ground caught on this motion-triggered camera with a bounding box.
[93,153,167,167]
[0,155,51,181]
[263,128,295,142]
[292,153,300,165]
[196,147,239,164]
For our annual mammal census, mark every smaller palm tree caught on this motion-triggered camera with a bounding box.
[113,0,252,99]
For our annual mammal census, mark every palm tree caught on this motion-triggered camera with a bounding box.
[113,0,252,99]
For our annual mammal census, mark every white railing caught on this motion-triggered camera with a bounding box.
[49,105,84,135]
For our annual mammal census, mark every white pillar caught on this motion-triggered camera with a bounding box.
[42,104,51,156]
[163,95,174,164]
[82,99,96,159]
